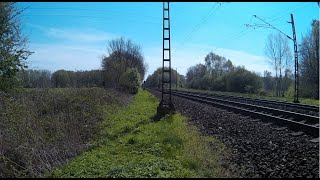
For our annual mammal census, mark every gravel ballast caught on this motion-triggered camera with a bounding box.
[149,89,319,178]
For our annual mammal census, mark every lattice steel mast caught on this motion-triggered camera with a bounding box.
[157,2,175,117]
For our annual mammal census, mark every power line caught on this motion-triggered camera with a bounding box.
[173,2,223,55]
[242,3,314,44]
[212,15,253,44]
[264,3,304,20]
[265,2,314,24]
[179,2,313,49]
[252,15,292,40]
[27,7,163,19]
[22,13,157,20]
[22,14,167,26]
[26,5,189,19]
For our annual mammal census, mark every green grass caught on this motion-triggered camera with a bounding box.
[49,89,228,178]
[178,88,320,106]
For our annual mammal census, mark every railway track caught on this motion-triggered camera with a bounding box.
[176,89,319,116]
[149,88,319,138]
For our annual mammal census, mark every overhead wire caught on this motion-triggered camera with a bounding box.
[172,2,223,56]
[22,13,168,27]
[266,2,314,24]
[25,5,189,19]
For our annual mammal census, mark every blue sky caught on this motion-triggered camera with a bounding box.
[18,2,319,79]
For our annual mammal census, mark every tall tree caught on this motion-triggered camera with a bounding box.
[0,2,32,92]
[299,20,319,99]
[101,37,147,89]
[17,69,51,88]
[144,67,185,89]
[264,32,292,97]
[186,63,206,83]
[204,52,227,77]
[263,70,273,92]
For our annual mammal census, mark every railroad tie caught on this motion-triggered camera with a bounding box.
[274,127,287,131]
[290,131,304,136]
[309,137,319,143]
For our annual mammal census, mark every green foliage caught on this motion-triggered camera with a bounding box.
[204,52,233,77]
[17,69,51,88]
[144,67,185,89]
[51,70,71,88]
[284,84,294,98]
[257,88,267,96]
[185,61,262,93]
[50,90,228,178]
[300,19,319,100]
[225,67,262,93]
[101,37,147,89]
[119,68,141,94]
[0,2,33,92]
[50,69,104,88]
[0,76,19,92]
[183,52,262,94]
[244,85,254,93]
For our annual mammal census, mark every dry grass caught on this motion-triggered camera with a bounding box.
[0,87,130,177]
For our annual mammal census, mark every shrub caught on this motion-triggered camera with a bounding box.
[244,85,254,94]
[257,89,267,96]
[119,68,141,94]
[0,88,130,177]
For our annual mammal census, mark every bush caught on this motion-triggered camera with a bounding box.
[244,85,254,94]
[284,84,294,98]
[257,89,267,96]
[0,76,19,92]
[119,68,141,94]
[226,67,262,93]
[0,88,130,177]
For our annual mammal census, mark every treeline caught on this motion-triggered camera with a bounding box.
[145,19,318,100]
[299,20,319,99]
[144,67,186,89]
[185,53,264,94]
[14,37,148,94]
[0,1,147,95]
[145,52,294,96]
[17,69,104,88]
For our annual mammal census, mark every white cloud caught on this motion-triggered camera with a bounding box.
[25,24,271,78]
[26,23,118,43]
[46,28,117,43]
[27,41,271,79]
[24,24,119,72]
[27,43,106,72]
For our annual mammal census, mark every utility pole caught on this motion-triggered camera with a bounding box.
[289,14,300,103]
[250,14,300,103]
[157,2,175,119]
[176,68,178,91]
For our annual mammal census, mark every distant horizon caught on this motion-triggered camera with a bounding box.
[19,2,319,79]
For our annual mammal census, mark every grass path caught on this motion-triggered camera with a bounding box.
[49,89,228,178]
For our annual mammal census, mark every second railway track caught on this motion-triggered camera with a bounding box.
[149,88,319,138]
[176,89,319,116]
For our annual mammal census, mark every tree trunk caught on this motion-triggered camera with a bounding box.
[279,68,282,97]
[275,71,278,97]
